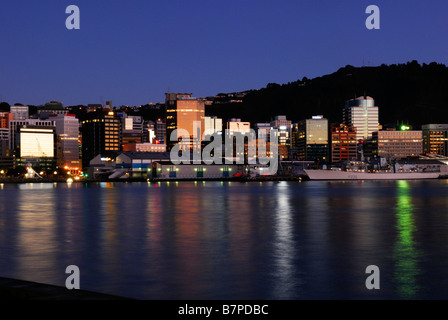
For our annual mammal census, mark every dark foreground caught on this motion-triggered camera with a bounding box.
[0,277,133,300]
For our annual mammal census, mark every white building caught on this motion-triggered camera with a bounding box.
[10,105,29,120]
[343,96,379,141]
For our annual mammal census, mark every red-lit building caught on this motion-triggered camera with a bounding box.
[331,124,357,163]
[0,112,13,129]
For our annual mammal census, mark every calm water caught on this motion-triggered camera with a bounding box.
[1,180,448,300]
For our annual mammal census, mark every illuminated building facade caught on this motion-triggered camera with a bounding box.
[16,125,57,170]
[422,124,448,156]
[155,119,166,144]
[165,93,205,151]
[123,142,167,153]
[331,124,358,163]
[343,96,379,141]
[202,116,223,138]
[297,116,329,162]
[81,111,122,169]
[270,115,292,147]
[0,112,13,129]
[51,114,80,172]
[9,119,56,151]
[374,130,423,159]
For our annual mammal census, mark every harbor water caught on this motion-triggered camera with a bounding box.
[1,180,448,300]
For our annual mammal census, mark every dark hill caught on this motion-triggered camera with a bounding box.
[206,61,448,128]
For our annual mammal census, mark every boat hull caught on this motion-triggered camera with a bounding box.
[304,169,440,180]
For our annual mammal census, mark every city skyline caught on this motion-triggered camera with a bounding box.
[1,1,447,107]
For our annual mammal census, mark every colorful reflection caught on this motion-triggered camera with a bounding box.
[393,180,421,299]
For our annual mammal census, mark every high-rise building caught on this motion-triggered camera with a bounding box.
[81,111,122,169]
[422,124,448,156]
[330,124,358,163]
[51,114,80,172]
[297,115,329,162]
[374,129,423,159]
[120,113,144,148]
[155,119,166,144]
[0,128,11,161]
[343,96,379,141]
[254,123,271,143]
[165,93,205,151]
[271,115,292,147]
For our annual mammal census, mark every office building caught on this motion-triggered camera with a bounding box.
[166,93,205,151]
[0,112,13,129]
[271,115,292,147]
[297,116,329,162]
[374,129,423,159]
[202,116,223,138]
[10,105,29,120]
[343,96,379,141]
[123,142,167,153]
[422,124,448,156]
[330,124,358,163]
[81,111,122,169]
[254,123,272,143]
[155,118,166,144]
[51,114,80,172]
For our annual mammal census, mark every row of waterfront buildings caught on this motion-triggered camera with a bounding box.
[0,94,447,178]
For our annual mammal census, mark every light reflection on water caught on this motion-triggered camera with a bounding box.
[0,180,448,299]
[393,180,420,299]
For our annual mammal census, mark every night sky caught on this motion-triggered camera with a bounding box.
[0,0,447,107]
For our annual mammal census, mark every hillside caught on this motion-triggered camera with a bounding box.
[206,61,448,128]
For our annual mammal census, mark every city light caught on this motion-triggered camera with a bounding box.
[401,125,410,131]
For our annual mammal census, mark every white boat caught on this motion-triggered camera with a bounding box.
[304,169,440,180]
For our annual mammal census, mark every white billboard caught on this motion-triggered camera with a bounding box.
[20,128,54,158]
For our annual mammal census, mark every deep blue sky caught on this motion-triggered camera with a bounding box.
[0,0,447,107]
